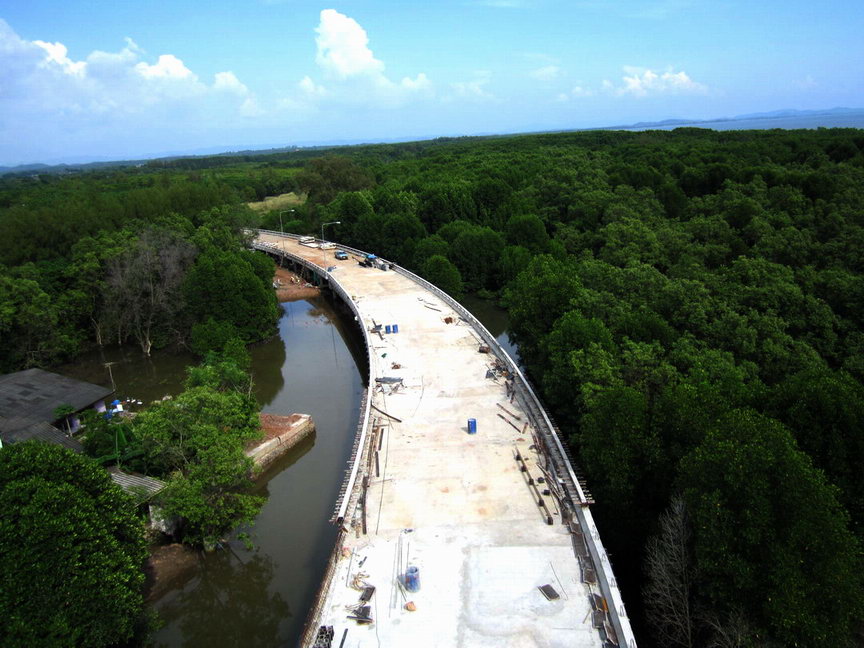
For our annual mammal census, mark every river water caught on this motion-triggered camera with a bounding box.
[57,293,513,647]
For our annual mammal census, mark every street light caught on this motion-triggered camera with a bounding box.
[321,220,341,268]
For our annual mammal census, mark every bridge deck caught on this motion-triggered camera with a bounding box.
[257,234,609,648]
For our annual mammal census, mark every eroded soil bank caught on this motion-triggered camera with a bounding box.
[274,267,320,302]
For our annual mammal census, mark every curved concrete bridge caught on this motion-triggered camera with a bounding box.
[253,231,635,648]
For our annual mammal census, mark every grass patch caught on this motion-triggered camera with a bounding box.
[247,192,307,212]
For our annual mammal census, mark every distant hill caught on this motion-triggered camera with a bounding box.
[3,107,863,177]
[604,107,864,132]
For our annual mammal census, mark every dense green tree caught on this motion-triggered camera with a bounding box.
[134,361,263,547]
[680,410,864,647]
[183,246,278,344]
[0,442,147,647]
[767,367,864,533]
[504,213,549,253]
[412,234,450,271]
[295,157,374,204]
[499,244,533,282]
[190,317,241,356]
[449,225,504,290]
[505,255,583,365]
[423,254,463,298]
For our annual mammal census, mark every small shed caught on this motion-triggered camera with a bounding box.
[107,466,167,505]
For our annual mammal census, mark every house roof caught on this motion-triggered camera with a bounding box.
[0,368,113,438]
[107,467,167,503]
[1,421,85,453]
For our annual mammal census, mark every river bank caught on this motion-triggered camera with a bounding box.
[274,267,320,302]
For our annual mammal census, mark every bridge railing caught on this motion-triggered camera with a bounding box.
[253,230,636,648]
[252,232,372,525]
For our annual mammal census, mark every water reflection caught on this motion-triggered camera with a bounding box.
[251,331,287,409]
[458,294,520,364]
[153,552,290,648]
[54,344,198,404]
[152,295,364,646]
[253,431,316,498]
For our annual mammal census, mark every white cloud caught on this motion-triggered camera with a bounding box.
[33,40,86,76]
[315,9,384,79]
[298,75,328,97]
[214,71,248,95]
[305,10,432,107]
[450,71,494,100]
[557,85,594,101]
[0,18,268,163]
[529,65,561,82]
[615,66,707,97]
[401,73,431,91]
[135,54,195,80]
[239,96,265,117]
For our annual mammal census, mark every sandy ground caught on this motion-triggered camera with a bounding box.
[273,266,319,302]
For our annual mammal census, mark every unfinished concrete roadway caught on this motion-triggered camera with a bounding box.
[253,232,635,648]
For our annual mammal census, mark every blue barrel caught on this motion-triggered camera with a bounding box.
[404,566,420,592]
[468,418,477,434]
[392,324,399,333]
[385,324,392,334]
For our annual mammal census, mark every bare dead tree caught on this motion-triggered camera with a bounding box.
[104,229,195,355]
[700,607,756,648]
[644,495,695,648]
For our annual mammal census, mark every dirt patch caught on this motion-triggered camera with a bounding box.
[247,191,306,212]
[258,412,305,441]
[248,413,315,474]
[145,543,199,602]
[273,266,319,302]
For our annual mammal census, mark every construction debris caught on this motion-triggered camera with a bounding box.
[496,403,521,420]
[497,413,522,433]
[371,404,403,422]
[538,584,560,601]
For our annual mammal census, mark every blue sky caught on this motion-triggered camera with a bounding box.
[1,0,862,165]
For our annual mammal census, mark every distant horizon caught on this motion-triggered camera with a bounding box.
[3,1,863,167]
[3,105,863,171]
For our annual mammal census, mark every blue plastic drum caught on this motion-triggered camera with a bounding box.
[405,566,420,592]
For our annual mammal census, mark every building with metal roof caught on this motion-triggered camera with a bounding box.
[0,368,113,451]
[106,466,167,504]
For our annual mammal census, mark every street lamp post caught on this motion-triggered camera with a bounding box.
[320,220,341,268]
